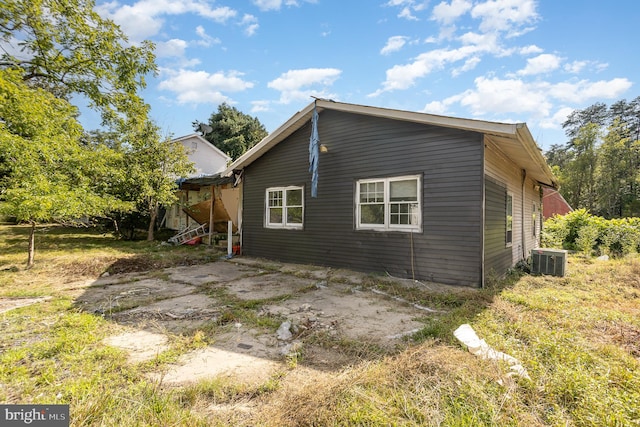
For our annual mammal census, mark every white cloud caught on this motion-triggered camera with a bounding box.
[195,26,221,47]
[539,107,574,129]
[551,78,632,103]
[456,77,551,117]
[452,56,481,76]
[96,0,237,41]
[252,0,316,11]
[251,100,271,113]
[519,44,543,55]
[268,68,342,103]
[386,0,428,21]
[517,53,562,75]
[431,0,472,25]
[563,60,588,74]
[381,36,409,55]
[155,39,188,57]
[370,44,492,95]
[158,69,253,104]
[422,76,633,127]
[240,14,259,36]
[422,100,450,114]
[253,0,282,11]
[563,60,608,74]
[471,0,538,35]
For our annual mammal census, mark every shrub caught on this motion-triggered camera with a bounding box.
[601,219,640,257]
[541,215,569,248]
[543,211,640,258]
[575,224,600,256]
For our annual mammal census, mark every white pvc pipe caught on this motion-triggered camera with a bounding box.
[227,220,233,256]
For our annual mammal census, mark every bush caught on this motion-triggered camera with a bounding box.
[575,224,600,256]
[543,210,640,258]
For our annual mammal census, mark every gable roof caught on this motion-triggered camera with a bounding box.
[542,187,573,219]
[224,100,557,187]
[172,133,231,162]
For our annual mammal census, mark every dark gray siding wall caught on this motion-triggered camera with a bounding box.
[484,176,512,277]
[242,109,484,286]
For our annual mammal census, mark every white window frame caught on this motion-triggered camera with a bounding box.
[355,175,422,232]
[506,192,513,247]
[265,186,304,229]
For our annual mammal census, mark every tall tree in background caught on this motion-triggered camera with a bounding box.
[0,0,156,126]
[562,123,600,212]
[548,96,640,218]
[0,69,129,266]
[120,118,195,241]
[195,103,268,160]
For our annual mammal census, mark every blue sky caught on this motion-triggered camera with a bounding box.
[92,0,638,150]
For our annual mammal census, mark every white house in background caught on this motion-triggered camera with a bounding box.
[164,134,233,231]
[173,133,230,177]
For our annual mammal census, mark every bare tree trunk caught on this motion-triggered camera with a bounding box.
[147,204,157,241]
[27,222,36,268]
[113,218,120,238]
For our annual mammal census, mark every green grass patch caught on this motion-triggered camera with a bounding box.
[2,225,640,426]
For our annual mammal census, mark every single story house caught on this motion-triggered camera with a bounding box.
[224,100,558,287]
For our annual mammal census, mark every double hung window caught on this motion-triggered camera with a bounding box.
[506,193,513,245]
[266,186,304,229]
[356,175,421,232]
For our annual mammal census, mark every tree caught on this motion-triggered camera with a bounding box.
[0,0,156,126]
[195,103,268,160]
[548,97,640,218]
[119,119,195,241]
[596,120,628,217]
[0,69,129,266]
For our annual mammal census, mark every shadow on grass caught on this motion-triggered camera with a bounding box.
[2,224,526,376]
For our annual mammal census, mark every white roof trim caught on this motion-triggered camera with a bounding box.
[172,133,231,162]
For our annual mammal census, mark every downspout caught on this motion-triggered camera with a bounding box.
[521,169,527,260]
[481,137,486,289]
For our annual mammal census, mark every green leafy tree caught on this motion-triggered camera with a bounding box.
[195,103,268,160]
[120,119,195,241]
[562,123,600,211]
[0,0,156,126]
[549,97,640,218]
[596,120,629,217]
[0,69,129,266]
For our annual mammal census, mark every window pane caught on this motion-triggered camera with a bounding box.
[390,179,417,201]
[287,189,302,206]
[390,203,419,225]
[360,181,384,203]
[269,190,283,207]
[506,194,513,243]
[360,204,384,224]
[287,207,303,224]
[269,208,283,224]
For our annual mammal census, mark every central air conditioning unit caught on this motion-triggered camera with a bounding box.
[531,248,567,277]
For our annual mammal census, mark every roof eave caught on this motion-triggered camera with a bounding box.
[515,124,558,188]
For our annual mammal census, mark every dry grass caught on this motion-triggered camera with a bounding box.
[1,224,639,426]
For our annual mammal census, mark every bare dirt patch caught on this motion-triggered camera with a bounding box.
[153,345,282,386]
[113,293,220,333]
[75,279,197,314]
[103,330,169,363]
[0,296,52,314]
[82,258,443,387]
[225,273,317,300]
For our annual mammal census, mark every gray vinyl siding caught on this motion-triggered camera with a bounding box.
[484,176,512,277]
[242,109,484,287]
